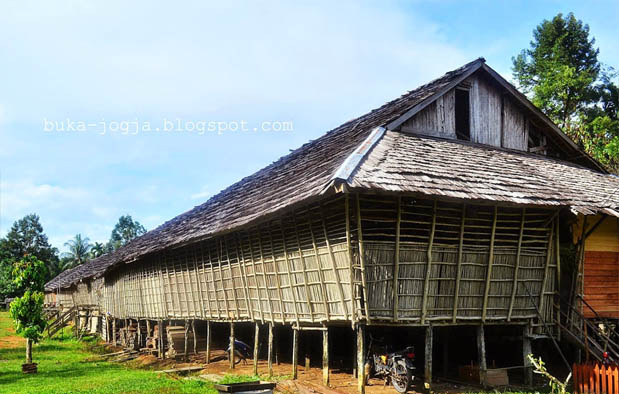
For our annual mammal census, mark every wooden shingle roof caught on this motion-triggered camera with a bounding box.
[349,130,619,215]
[45,58,618,290]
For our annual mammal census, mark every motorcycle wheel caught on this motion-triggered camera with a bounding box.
[227,350,244,365]
[391,361,412,393]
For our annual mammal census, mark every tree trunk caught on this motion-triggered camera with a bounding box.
[26,338,32,364]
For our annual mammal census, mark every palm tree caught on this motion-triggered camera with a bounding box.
[63,234,92,267]
[90,242,105,258]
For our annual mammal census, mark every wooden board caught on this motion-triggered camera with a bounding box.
[583,251,619,318]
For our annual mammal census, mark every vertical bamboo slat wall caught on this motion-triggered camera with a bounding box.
[84,193,558,329]
[356,195,558,326]
[103,196,354,323]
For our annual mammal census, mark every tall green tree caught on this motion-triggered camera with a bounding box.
[62,234,92,268]
[9,255,48,367]
[90,242,105,258]
[513,13,619,172]
[0,214,59,299]
[106,215,146,251]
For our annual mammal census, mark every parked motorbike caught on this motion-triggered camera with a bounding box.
[227,339,252,365]
[365,335,415,393]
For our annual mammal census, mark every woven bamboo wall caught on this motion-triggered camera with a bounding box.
[89,193,559,329]
[355,195,558,325]
[57,289,75,308]
[103,196,355,323]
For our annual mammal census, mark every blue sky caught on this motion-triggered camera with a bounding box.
[1,0,618,252]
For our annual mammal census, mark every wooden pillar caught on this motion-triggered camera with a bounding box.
[206,321,211,364]
[425,325,433,387]
[74,309,79,337]
[323,326,329,386]
[112,318,116,345]
[158,320,164,359]
[192,320,197,355]
[476,325,487,387]
[305,353,310,371]
[146,320,151,339]
[184,320,189,362]
[357,325,366,394]
[253,323,259,375]
[268,323,274,377]
[230,322,236,369]
[292,328,299,379]
[442,329,449,377]
[137,320,141,350]
[523,325,532,386]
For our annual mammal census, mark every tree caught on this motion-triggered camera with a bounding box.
[62,234,91,268]
[90,242,105,258]
[513,13,600,132]
[9,255,48,368]
[512,13,619,172]
[0,214,59,299]
[106,215,146,251]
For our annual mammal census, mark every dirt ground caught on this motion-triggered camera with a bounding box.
[0,325,24,349]
[128,349,490,394]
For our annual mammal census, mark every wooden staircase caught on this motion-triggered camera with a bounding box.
[47,306,77,338]
[558,296,619,364]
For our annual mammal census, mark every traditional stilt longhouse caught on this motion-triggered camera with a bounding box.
[45,58,619,390]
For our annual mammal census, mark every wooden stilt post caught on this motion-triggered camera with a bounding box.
[137,320,141,350]
[192,320,197,355]
[292,327,299,379]
[268,323,274,377]
[323,326,329,386]
[523,325,532,386]
[305,352,310,372]
[253,323,259,375]
[477,325,487,387]
[425,325,433,387]
[160,320,166,360]
[146,320,151,342]
[184,320,189,362]
[206,321,211,364]
[230,322,236,369]
[112,318,117,345]
[357,325,366,394]
[442,329,449,378]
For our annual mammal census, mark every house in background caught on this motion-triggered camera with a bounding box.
[45,58,619,392]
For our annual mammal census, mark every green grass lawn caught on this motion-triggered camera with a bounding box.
[0,311,257,394]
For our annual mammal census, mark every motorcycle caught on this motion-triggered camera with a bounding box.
[227,339,252,365]
[365,335,415,393]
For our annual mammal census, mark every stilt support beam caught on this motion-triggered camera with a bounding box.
[230,322,235,369]
[357,325,366,394]
[323,326,329,386]
[253,323,259,375]
[206,321,211,364]
[268,323,274,377]
[477,325,487,387]
[523,325,532,386]
[292,327,299,379]
[425,325,433,387]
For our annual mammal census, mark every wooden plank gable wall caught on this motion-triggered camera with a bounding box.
[400,72,529,152]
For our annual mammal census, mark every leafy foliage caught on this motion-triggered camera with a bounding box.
[0,214,59,299]
[106,215,146,251]
[8,256,47,344]
[513,13,619,173]
[9,291,46,343]
[90,242,105,258]
[62,234,92,268]
[527,354,571,394]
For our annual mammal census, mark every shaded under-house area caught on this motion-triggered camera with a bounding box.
[44,58,619,393]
